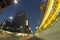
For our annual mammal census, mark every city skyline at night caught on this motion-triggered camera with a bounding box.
[0,0,47,32]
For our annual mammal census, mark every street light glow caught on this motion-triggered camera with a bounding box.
[29,28,31,30]
[14,0,18,4]
[9,16,13,20]
[36,26,38,29]
[20,26,22,28]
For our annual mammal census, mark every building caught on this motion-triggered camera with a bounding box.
[0,11,31,34]
[12,11,31,33]
[12,11,27,26]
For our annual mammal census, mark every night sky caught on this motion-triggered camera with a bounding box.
[0,0,47,33]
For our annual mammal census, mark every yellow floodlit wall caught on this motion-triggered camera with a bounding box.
[36,0,60,33]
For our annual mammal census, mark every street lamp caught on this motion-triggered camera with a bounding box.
[9,16,13,20]
[14,0,18,4]
[36,26,38,29]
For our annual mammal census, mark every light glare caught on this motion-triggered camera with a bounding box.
[9,16,13,20]
[36,27,38,29]
[14,0,18,4]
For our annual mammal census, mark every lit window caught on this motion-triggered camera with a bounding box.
[26,20,28,26]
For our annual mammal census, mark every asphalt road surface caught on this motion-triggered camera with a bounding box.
[27,36,45,40]
[19,36,45,40]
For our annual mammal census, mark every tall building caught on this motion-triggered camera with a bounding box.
[12,11,31,33]
[12,11,26,26]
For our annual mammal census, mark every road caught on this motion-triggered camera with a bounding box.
[27,36,45,40]
[18,36,45,40]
